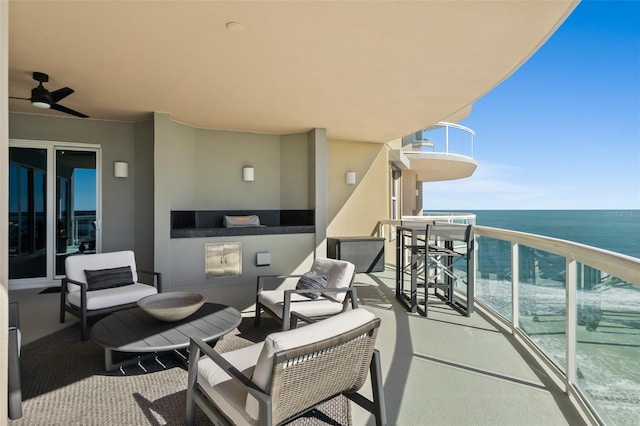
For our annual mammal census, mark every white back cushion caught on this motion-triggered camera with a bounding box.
[65,251,138,292]
[310,257,355,303]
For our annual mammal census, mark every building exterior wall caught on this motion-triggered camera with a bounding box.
[5,112,396,308]
[327,139,389,237]
[153,114,321,309]
[8,112,139,256]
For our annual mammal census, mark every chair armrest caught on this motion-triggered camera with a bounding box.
[290,311,316,329]
[257,274,303,294]
[137,269,163,292]
[188,337,271,420]
[282,287,358,330]
[63,276,88,290]
[284,287,358,306]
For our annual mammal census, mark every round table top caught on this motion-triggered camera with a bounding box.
[90,302,242,353]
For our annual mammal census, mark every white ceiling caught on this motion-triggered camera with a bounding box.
[8,1,577,143]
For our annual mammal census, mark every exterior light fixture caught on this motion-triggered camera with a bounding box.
[114,161,128,178]
[243,167,255,182]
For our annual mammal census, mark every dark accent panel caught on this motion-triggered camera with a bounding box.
[170,210,315,238]
[171,211,196,229]
[280,210,315,226]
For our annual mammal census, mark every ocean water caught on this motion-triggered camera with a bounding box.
[465,209,640,259]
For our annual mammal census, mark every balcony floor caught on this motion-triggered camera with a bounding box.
[9,267,588,425]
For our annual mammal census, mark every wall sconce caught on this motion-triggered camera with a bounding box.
[243,167,255,182]
[346,171,356,185]
[114,161,128,178]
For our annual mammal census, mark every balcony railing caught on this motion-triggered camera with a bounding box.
[404,121,476,158]
[377,219,640,425]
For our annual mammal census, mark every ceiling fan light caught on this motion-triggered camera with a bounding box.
[32,101,50,109]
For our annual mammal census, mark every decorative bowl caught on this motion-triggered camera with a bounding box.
[137,292,207,322]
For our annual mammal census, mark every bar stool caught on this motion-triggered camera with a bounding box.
[422,223,474,316]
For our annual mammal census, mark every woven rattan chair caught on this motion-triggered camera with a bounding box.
[255,257,358,330]
[186,308,386,426]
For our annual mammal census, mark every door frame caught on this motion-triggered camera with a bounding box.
[9,139,102,289]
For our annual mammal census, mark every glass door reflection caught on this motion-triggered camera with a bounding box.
[55,149,97,276]
[8,148,48,279]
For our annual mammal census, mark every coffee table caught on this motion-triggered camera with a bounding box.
[90,302,242,371]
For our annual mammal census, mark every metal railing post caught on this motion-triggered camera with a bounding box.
[566,258,578,392]
[445,124,449,153]
[511,242,519,333]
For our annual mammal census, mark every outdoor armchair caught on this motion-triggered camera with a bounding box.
[255,257,357,330]
[60,250,162,340]
[186,308,386,426]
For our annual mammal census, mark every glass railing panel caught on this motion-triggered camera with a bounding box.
[575,265,640,426]
[475,236,512,320]
[518,247,567,372]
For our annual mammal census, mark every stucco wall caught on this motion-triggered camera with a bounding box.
[153,114,317,307]
[327,139,389,237]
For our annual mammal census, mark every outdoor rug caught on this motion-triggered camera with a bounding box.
[9,317,351,425]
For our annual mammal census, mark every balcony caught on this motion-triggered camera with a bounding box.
[10,221,638,424]
[377,218,640,425]
[391,122,478,182]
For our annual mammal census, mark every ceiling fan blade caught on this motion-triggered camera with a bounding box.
[50,103,89,118]
[49,87,74,103]
[9,96,30,100]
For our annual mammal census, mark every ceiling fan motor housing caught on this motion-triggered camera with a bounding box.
[31,85,51,106]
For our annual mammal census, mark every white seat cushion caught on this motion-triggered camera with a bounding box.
[67,283,157,310]
[310,258,355,303]
[258,290,344,319]
[198,342,264,425]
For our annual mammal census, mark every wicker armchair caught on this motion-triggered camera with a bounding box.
[187,308,386,426]
[255,257,358,330]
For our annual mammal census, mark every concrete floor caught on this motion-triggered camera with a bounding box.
[9,268,590,426]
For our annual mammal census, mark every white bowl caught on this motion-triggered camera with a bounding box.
[137,292,207,322]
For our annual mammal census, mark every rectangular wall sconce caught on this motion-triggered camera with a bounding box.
[346,171,356,185]
[114,161,128,178]
[243,166,254,182]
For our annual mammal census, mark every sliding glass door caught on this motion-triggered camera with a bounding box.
[55,149,98,276]
[9,142,101,285]
[9,148,48,279]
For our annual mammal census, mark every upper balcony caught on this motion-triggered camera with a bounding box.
[390,121,478,182]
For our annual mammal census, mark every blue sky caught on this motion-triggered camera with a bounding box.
[423,0,640,210]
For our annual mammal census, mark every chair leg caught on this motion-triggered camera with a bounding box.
[81,315,89,341]
[59,284,66,323]
[254,304,261,327]
[370,350,387,426]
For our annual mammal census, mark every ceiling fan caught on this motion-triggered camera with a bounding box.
[9,71,89,118]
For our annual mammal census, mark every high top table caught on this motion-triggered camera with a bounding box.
[90,302,242,371]
[396,223,474,317]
